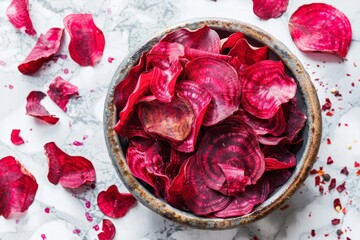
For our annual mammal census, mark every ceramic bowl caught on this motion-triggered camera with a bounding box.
[103,18,322,230]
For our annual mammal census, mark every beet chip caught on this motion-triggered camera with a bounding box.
[64,14,105,66]
[98,219,116,240]
[26,91,59,124]
[11,129,25,145]
[289,3,352,59]
[252,0,289,20]
[18,28,64,75]
[0,156,38,219]
[47,76,79,111]
[262,145,297,171]
[228,39,269,65]
[97,185,136,218]
[44,142,96,188]
[6,0,36,35]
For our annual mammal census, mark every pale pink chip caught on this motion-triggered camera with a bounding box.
[289,3,352,59]
[253,0,289,20]
[11,129,25,145]
[6,0,36,35]
[25,91,59,124]
[64,13,105,66]
[98,219,116,240]
[47,76,79,111]
[18,28,64,75]
[44,142,96,188]
[97,185,137,218]
[0,156,38,219]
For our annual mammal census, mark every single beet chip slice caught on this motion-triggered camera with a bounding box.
[252,0,289,20]
[64,13,105,66]
[97,185,136,218]
[47,76,79,112]
[0,156,38,219]
[289,3,352,59]
[98,219,116,240]
[44,142,96,188]
[228,38,269,65]
[262,145,297,171]
[18,28,64,75]
[241,60,296,119]
[6,0,36,35]
[220,32,246,53]
[26,91,59,124]
[11,129,25,145]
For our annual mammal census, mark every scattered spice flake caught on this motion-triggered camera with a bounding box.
[354,161,360,167]
[326,111,334,117]
[85,212,93,222]
[336,182,346,193]
[0,156,38,219]
[329,178,336,191]
[252,0,289,20]
[311,229,316,237]
[44,207,50,213]
[11,129,25,145]
[41,234,47,240]
[327,138,332,144]
[6,0,36,35]
[44,142,96,188]
[319,185,324,194]
[310,169,318,175]
[47,76,79,112]
[356,169,360,176]
[108,57,114,63]
[73,229,81,234]
[327,156,334,165]
[98,219,116,240]
[64,13,105,66]
[97,185,136,218]
[334,198,342,212]
[73,141,83,146]
[315,175,321,186]
[18,28,64,75]
[332,218,341,225]
[25,91,59,124]
[323,174,331,182]
[322,98,332,111]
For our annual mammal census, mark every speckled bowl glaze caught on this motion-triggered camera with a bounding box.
[104,18,322,230]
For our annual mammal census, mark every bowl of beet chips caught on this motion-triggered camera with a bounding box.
[104,18,322,229]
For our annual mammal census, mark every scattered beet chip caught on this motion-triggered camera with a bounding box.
[185,57,241,126]
[64,13,105,66]
[18,28,64,75]
[25,91,59,124]
[228,39,269,65]
[98,219,116,240]
[44,142,96,188]
[97,185,136,218]
[241,60,297,119]
[289,3,352,59]
[6,0,36,35]
[262,145,297,171]
[0,156,38,219]
[11,129,25,145]
[47,76,79,112]
[252,0,289,20]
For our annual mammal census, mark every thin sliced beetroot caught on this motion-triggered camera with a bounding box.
[252,0,289,20]
[288,3,352,59]
[44,142,96,188]
[146,42,184,70]
[97,185,136,218]
[241,60,296,119]
[161,25,221,53]
[25,91,59,124]
[262,145,297,171]
[228,39,269,65]
[98,219,116,240]
[47,76,79,112]
[18,28,64,75]
[221,32,246,53]
[265,169,292,193]
[185,57,241,126]
[0,156,38,219]
[64,14,105,66]
[184,47,232,61]
[11,129,25,145]
[6,0,36,35]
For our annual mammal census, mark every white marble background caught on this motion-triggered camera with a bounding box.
[0,0,359,239]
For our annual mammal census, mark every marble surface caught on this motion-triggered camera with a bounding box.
[0,0,360,239]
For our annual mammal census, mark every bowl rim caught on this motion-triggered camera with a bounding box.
[103,17,322,230]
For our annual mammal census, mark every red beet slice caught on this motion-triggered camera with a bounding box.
[44,142,96,188]
[184,47,232,61]
[6,0,36,35]
[0,156,38,219]
[220,32,246,53]
[98,219,116,240]
[241,60,296,119]
[288,3,352,59]
[185,57,241,126]
[64,13,105,66]
[228,39,269,65]
[97,185,136,218]
[161,25,221,53]
[165,149,191,180]
[196,124,265,196]
[11,129,25,145]
[47,76,79,112]
[138,94,194,142]
[252,0,289,20]
[146,41,184,70]
[265,169,292,193]
[25,91,59,124]
[18,28,64,75]
[262,145,297,171]
[213,176,270,217]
